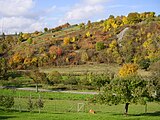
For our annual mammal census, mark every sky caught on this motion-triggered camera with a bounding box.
[0,0,159,34]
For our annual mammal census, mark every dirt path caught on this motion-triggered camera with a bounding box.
[0,86,98,95]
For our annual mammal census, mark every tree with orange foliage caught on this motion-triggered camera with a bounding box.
[49,46,57,55]
[49,46,62,56]
[57,47,63,56]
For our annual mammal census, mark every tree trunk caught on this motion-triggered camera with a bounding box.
[36,83,38,92]
[145,103,147,113]
[124,103,129,115]
[39,108,41,113]
[98,87,100,91]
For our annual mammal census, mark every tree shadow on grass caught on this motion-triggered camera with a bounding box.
[131,111,160,116]
[112,111,160,117]
[0,116,16,120]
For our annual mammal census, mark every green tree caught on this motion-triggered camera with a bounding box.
[149,61,160,100]
[47,71,62,85]
[2,33,5,40]
[96,42,105,51]
[109,15,114,19]
[90,73,110,91]
[127,12,141,24]
[139,58,150,70]
[44,27,48,32]
[0,57,7,78]
[94,76,157,115]
[26,70,47,92]
[27,95,34,112]
[35,95,44,113]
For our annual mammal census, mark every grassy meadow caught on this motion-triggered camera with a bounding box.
[0,89,160,120]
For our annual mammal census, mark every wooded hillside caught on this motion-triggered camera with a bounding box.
[0,12,160,70]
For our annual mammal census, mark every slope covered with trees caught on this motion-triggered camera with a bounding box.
[0,12,159,71]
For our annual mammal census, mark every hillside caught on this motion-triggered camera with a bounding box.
[0,12,160,72]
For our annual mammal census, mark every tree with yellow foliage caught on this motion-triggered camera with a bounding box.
[86,31,91,37]
[63,37,70,45]
[119,63,139,77]
[22,33,31,40]
[122,16,129,25]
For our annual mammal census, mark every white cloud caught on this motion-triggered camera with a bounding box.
[0,0,34,17]
[0,17,45,34]
[59,0,113,24]
[65,5,103,20]
[85,0,109,5]
[0,0,47,34]
[59,0,109,24]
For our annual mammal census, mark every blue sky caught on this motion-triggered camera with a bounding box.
[0,0,159,34]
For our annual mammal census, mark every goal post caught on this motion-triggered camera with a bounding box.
[77,103,85,112]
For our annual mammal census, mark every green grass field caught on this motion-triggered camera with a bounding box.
[0,102,160,120]
[0,89,160,120]
[0,89,93,100]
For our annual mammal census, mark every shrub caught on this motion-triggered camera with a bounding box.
[96,42,105,51]
[35,95,44,113]
[0,43,6,54]
[27,37,33,44]
[0,95,14,109]
[81,51,89,62]
[139,58,150,70]
[47,71,62,85]
[63,75,78,85]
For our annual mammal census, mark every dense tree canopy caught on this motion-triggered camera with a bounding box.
[0,57,7,78]
[25,70,47,92]
[93,75,159,114]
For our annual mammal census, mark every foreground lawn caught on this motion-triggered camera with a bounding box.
[0,101,160,120]
[0,109,160,120]
[0,89,160,120]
